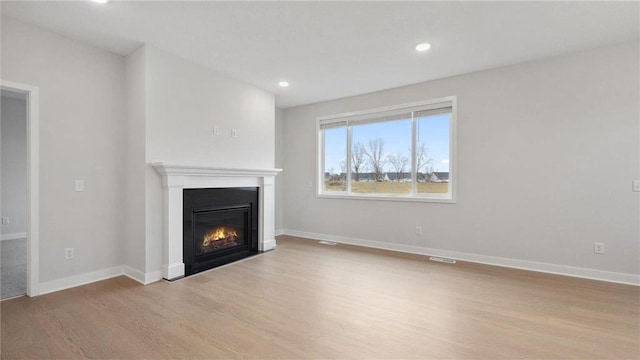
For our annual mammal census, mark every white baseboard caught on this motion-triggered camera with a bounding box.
[275,228,285,236]
[163,263,185,281]
[144,270,163,284]
[281,229,640,286]
[40,265,164,295]
[39,266,124,295]
[122,265,145,284]
[123,266,162,285]
[0,232,27,241]
[263,238,277,251]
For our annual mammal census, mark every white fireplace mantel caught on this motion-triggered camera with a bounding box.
[152,162,282,280]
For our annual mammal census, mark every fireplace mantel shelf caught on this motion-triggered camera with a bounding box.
[152,163,282,177]
[152,162,281,280]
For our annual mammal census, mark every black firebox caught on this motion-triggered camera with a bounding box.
[183,187,259,276]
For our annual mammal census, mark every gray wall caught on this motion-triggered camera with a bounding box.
[1,17,127,283]
[275,107,284,233]
[2,17,278,287]
[124,46,147,274]
[1,95,27,237]
[282,41,640,279]
[2,15,637,290]
[124,45,277,277]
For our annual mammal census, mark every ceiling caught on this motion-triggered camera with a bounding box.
[1,1,638,108]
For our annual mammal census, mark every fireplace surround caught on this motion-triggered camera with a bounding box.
[153,163,281,280]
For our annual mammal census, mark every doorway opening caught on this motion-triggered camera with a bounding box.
[0,80,39,298]
[1,89,27,299]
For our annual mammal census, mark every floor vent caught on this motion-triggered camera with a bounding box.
[429,256,456,264]
[319,241,338,246]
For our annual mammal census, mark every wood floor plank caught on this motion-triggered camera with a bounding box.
[2,235,638,359]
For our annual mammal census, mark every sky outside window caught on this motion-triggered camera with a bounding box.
[323,113,450,174]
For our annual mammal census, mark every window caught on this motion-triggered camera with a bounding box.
[317,97,456,202]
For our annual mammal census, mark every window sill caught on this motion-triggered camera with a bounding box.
[316,192,456,204]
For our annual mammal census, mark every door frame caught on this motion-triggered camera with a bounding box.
[1,80,39,297]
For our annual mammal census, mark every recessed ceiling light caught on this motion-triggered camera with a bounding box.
[278,81,289,87]
[415,43,431,52]
[92,0,109,4]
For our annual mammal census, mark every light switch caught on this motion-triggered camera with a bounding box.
[75,180,85,192]
[633,180,640,192]
[231,128,238,138]
[213,126,220,135]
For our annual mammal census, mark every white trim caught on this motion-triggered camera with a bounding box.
[152,162,282,280]
[145,270,163,284]
[39,266,123,296]
[346,123,352,193]
[316,119,323,195]
[0,232,27,241]
[281,229,640,286]
[163,263,185,281]
[39,265,163,295]
[317,96,456,121]
[448,97,457,203]
[411,111,417,195]
[263,238,277,250]
[151,163,281,178]
[123,266,162,285]
[275,228,285,236]
[316,193,455,203]
[1,80,40,297]
[122,266,146,284]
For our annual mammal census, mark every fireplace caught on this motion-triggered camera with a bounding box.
[183,187,259,276]
[152,163,280,280]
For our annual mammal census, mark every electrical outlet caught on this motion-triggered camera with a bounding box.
[633,180,640,192]
[594,242,605,254]
[65,248,74,260]
[416,226,422,235]
[1,217,9,225]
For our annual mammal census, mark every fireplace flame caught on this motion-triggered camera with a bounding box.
[203,226,238,247]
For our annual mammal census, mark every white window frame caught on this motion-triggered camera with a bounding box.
[316,96,457,203]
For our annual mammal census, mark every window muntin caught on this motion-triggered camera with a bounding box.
[317,97,456,202]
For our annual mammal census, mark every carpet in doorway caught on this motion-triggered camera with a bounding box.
[1,238,27,299]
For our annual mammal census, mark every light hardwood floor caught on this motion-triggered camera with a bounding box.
[2,235,638,359]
